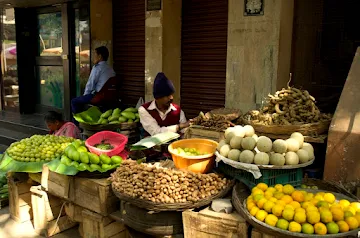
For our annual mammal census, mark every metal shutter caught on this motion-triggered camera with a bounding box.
[113,0,145,106]
[181,0,228,118]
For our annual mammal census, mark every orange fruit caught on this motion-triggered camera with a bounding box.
[302,223,314,234]
[326,222,339,234]
[314,223,327,235]
[331,208,344,222]
[307,211,320,224]
[283,184,295,195]
[320,209,333,223]
[324,193,336,204]
[292,191,305,202]
[250,206,260,216]
[276,219,289,230]
[263,201,275,213]
[256,183,268,192]
[337,221,350,233]
[339,199,350,209]
[282,208,295,221]
[274,184,283,192]
[272,204,284,217]
[281,195,293,204]
[257,198,268,209]
[345,217,359,230]
[265,214,278,227]
[289,201,301,209]
[274,192,284,200]
[288,221,302,232]
[255,210,268,222]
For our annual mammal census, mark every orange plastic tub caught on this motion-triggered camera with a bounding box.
[168,138,218,174]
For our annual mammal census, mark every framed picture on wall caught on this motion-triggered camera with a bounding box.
[244,0,264,16]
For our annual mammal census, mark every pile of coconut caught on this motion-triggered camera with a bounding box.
[217,125,315,166]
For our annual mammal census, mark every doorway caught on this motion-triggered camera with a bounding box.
[0,2,90,120]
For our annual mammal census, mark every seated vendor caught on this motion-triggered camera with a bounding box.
[44,111,81,139]
[138,72,190,136]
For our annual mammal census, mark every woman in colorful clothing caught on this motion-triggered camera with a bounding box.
[44,111,80,139]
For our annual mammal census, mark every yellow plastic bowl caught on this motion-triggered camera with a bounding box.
[168,138,219,174]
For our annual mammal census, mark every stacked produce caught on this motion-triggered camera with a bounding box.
[247,183,360,235]
[242,85,331,125]
[173,147,209,156]
[98,107,139,125]
[61,140,123,172]
[217,125,314,166]
[110,160,230,203]
[6,135,74,162]
[192,111,235,131]
[0,173,8,200]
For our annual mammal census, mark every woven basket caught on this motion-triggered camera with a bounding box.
[232,183,360,238]
[242,119,331,137]
[112,180,235,212]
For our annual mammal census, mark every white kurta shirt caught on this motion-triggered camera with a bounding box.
[138,100,187,136]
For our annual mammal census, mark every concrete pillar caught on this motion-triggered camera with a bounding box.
[225,0,294,112]
[144,0,181,103]
[90,0,113,66]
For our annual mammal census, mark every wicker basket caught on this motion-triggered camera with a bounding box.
[242,119,331,137]
[112,180,235,212]
[232,183,360,238]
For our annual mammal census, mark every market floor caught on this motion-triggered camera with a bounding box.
[0,206,81,238]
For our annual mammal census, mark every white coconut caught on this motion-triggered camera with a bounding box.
[297,149,310,163]
[228,149,241,161]
[291,132,304,148]
[225,131,235,144]
[301,142,314,154]
[254,152,270,165]
[220,144,231,157]
[241,137,256,150]
[243,125,255,137]
[256,136,273,153]
[217,140,227,151]
[285,152,299,165]
[225,127,235,139]
[252,134,259,142]
[239,150,255,164]
[270,153,286,166]
[230,136,242,149]
[272,139,288,154]
[286,138,300,152]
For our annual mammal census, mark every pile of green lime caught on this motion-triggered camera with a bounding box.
[6,135,74,162]
[62,140,123,172]
[175,147,208,156]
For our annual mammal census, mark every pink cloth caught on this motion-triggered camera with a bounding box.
[54,122,81,139]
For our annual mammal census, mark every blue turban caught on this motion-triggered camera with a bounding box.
[153,72,175,99]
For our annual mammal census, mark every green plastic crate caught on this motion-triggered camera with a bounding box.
[216,162,303,189]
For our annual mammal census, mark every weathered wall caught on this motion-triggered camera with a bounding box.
[90,0,113,66]
[225,0,294,112]
[145,10,162,102]
[144,0,181,103]
[162,0,181,104]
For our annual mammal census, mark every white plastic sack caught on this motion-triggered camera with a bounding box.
[136,97,144,109]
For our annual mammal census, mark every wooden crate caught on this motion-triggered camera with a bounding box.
[8,172,38,223]
[82,208,128,238]
[64,202,84,223]
[73,177,119,216]
[184,127,225,142]
[41,165,74,200]
[31,185,77,237]
[182,207,248,238]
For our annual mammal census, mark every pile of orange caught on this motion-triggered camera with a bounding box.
[247,183,360,235]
